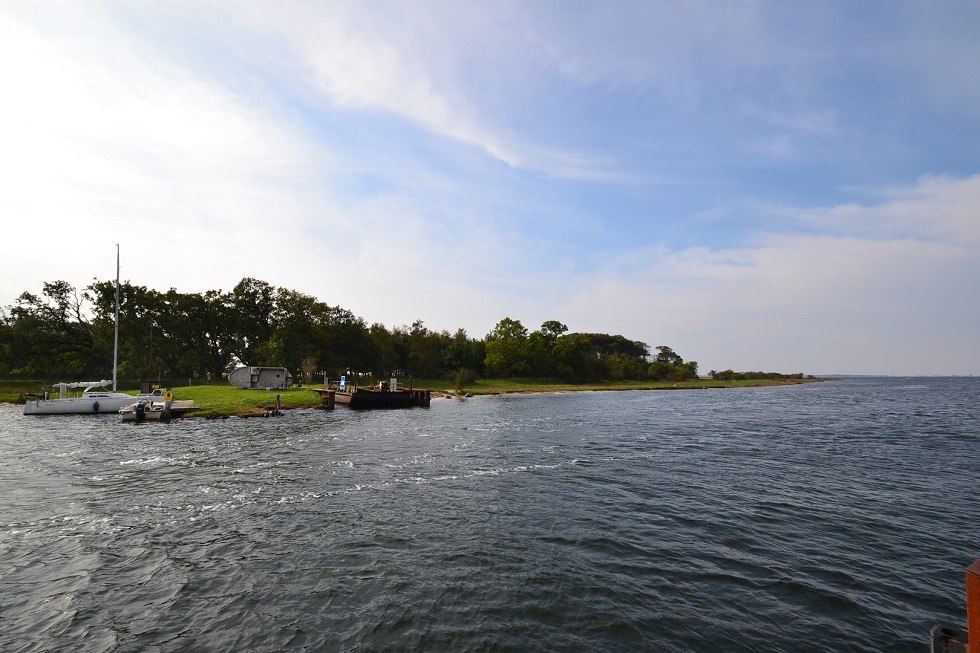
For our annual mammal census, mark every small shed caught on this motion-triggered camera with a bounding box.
[228,366,293,390]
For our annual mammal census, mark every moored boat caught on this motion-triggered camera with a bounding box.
[119,390,197,422]
[23,380,146,415]
[119,399,164,422]
[315,377,431,409]
[332,387,430,409]
[23,244,144,417]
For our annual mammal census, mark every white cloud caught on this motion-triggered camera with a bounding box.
[546,177,980,375]
[786,174,980,245]
[0,5,330,296]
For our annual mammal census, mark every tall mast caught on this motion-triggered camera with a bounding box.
[113,244,120,392]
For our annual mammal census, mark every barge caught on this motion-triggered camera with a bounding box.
[314,378,430,409]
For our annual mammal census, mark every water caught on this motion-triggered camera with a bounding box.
[1,377,977,652]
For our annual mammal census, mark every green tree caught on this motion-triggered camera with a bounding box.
[540,320,568,341]
[484,317,529,377]
[89,280,165,381]
[655,345,682,364]
[571,332,650,379]
[368,322,397,378]
[165,290,229,379]
[605,352,646,380]
[0,307,12,374]
[579,333,649,360]
[268,288,323,372]
[7,281,98,377]
[526,320,568,377]
[405,320,446,379]
[443,328,484,377]
[553,333,603,381]
[647,346,698,380]
[227,278,276,366]
[317,305,373,376]
[524,331,552,377]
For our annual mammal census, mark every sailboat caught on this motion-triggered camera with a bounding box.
[23,245,151,415]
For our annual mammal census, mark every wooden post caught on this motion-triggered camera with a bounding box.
[326,390,335,410]
[967,559,980,653]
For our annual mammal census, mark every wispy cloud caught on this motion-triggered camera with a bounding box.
[217,1,627,181]
[784,174,980,245]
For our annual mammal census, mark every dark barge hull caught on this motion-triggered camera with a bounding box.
[322,388,431,409]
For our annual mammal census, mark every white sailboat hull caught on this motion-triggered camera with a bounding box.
[23,392,139,415]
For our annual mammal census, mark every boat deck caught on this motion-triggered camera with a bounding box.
[313,387,431,409]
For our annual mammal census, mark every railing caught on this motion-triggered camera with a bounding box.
[931,559,980,652]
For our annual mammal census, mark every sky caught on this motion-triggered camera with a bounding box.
[1,1,978,376]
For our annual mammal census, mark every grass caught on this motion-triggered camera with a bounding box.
[2,376,824,417]
[157,385,323,418]
[0,379,56,404]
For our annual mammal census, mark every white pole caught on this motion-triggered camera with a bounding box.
[113,244,120,392]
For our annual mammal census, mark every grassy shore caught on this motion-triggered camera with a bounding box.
[2,377,824,418]
[0,380,322,419]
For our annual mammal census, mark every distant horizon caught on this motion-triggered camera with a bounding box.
[810,374,979,379]
[2,2,978,376]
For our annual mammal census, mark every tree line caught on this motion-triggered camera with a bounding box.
[0,277,700,386]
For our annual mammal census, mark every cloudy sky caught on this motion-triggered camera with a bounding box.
[2,1,978,376]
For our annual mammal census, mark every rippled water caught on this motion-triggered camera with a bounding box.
[1,377,977,652]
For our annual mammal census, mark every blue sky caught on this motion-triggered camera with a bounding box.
[2,1,978,375]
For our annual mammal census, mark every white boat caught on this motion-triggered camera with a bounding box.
[23,380,147,415]
[23,245,150,416]
[119,390,196,422]
[119,400,165,422]
[119,390,171,422]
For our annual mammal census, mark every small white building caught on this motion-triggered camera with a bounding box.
[228,366,293,390]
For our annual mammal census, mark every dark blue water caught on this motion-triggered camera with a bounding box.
[1,377,977,652]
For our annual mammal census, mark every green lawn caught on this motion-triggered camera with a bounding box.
[164,385,323,418]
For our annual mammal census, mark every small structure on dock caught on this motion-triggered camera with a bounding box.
[228,366,292,390]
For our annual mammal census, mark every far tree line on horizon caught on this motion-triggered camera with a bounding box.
[0,277,797,386]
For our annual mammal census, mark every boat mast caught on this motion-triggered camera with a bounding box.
[113,244,120,392]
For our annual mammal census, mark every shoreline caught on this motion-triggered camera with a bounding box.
[167,377,830,418]
[4,377,828,419]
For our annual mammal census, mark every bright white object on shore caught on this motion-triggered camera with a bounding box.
[23,380,149,415]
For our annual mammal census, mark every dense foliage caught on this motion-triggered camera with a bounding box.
[708,369,805,381]
[0,278,700,385]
